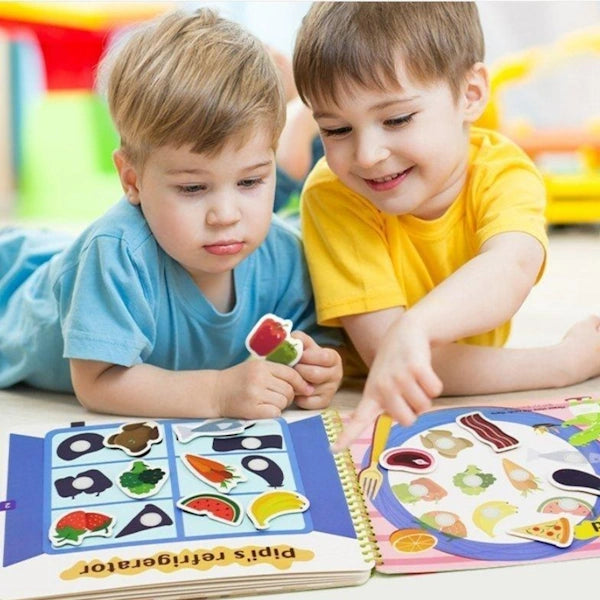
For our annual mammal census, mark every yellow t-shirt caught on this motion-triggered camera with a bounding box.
[301,127,548,348]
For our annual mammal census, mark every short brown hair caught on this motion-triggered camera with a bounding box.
[98,8,286,166]
[293,2,484,106]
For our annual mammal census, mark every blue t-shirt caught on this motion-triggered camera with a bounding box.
[0,199,336,392]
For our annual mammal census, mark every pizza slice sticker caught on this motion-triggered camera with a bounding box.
[508,516,573,548]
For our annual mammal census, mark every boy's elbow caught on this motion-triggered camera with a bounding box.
[70,359,114,414]
[518,241,545,285]
[72,380,106,414]
[490,233,545,300]
[513,243,545,303]
[74,389,99,413]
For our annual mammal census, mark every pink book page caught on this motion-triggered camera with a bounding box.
[348,397,600,574]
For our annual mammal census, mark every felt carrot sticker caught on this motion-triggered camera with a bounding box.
[502,458,542,496]
[180,453,246,493]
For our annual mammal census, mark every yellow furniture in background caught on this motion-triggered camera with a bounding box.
[478,27,600,224]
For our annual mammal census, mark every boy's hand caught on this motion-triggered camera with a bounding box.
[291,331,343,410]
[332,316,442,451]
[215,360,314,419]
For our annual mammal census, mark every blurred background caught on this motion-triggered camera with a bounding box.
[0,1,599,226]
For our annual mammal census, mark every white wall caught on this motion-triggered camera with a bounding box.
[190,1,600,61]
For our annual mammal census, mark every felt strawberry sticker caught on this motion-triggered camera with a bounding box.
[52,510,87,545]
[85,511,113,533]
[50,509,116,547]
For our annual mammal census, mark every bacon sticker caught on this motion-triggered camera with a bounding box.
[456,411,520,453]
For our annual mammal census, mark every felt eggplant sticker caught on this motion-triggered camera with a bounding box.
[56,432,105,461]
[549,468,600,495]
[54,469,113,499]
[241,455,284,487]
[115,504,173,538]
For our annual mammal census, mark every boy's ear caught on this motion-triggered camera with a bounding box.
[113,149,141,205]
[462,62,490,123]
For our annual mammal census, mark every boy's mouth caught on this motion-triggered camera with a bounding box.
[204,241,245,256]
[364,166,413,191]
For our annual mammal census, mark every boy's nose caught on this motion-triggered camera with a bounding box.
[354,135,390,169]
[206,199,241,227]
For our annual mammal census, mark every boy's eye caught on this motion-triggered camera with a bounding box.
[176,184,206,194]
[320,126,352,137]
[385,113,415,127]
[238,178,264,188]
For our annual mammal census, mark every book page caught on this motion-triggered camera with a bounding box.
[0,413,371,600]
[350,397,600,574]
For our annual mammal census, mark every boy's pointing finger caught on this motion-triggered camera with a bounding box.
[331,398,381,452]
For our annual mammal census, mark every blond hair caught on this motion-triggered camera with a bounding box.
[293,2,484,106]
[98,8,286,166]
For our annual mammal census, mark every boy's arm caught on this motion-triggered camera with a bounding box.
[407,231,545,344]
[334,232,544,448]
[70,358,314,420]
[432,317,600,395]
[336,308,600,450]
[353,230,544,395]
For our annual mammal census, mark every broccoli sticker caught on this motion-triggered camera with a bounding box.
[117,460,169,499]
[453,465,496,495]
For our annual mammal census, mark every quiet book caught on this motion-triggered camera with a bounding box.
[2,395,600,600]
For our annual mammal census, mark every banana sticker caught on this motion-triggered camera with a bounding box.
[247,490,310,530]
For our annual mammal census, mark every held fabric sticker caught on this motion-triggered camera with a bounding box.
[247,490,310,530]
[103,421,163,457]
[245,313,303,367]
[49,509,115,547]
[456,411,520,452]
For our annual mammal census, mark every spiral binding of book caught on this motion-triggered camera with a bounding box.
[322,409,382,565]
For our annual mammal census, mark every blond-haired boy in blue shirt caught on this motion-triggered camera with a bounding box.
[0,9,342,418]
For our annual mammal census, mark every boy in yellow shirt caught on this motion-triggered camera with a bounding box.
[293,2,600,448]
